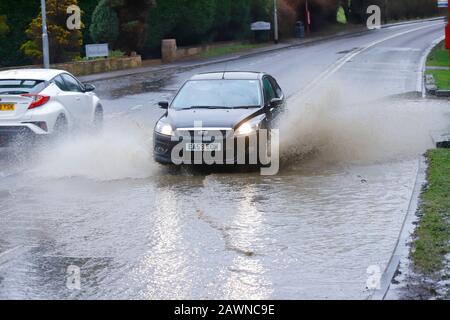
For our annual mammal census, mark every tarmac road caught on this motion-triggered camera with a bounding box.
[0,20,449,299]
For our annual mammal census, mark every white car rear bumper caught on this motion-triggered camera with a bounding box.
[0,123,49,147]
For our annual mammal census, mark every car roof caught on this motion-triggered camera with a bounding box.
[0,68,67,81]
[190,71,265,81]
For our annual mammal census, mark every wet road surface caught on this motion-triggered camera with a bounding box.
[1,20,449,299]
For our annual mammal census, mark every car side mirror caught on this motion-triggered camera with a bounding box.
[158,101,169,109]
[270,97,283,108]
[84,83,96,92]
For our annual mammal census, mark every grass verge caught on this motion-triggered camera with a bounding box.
[426,41,450,90]
[412,149,450,275]
[426,69,450,90]
[427,41,449,68]
[198,43,266,59]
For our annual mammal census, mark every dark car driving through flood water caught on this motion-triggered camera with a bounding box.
[153,71,285,165]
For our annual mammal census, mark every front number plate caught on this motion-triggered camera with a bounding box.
[0,103,14,111]
[186,143,221,152]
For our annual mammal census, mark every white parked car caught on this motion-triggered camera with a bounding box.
[0,69,103,147]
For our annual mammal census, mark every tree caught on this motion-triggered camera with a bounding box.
[144,0,217,54]
[170,0,217,45]
[21,0,83,64]
[90,0,119,45]
[78,0,101,44]
[90,0,154,53]
[144,0,181,55]
[0,15,10,37]
[212,0,232,41]
[228,0,252,39]
[0,0,39,67]
[111,0,154,53]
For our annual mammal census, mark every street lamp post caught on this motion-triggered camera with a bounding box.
[274,0,279,44]
[41,0,50,68]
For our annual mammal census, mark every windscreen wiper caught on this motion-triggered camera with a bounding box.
[231,105,260,109]
[180,106,229,110]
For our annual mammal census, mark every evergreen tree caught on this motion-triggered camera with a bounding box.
[0,15,10,37]
[90,0,119,45]
[21,0,83,64]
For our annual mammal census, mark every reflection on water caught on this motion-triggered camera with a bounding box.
[0,98,448,299]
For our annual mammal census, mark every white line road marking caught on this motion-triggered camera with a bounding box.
[0,245,34,266]
[289,22,444,102]
[382,47,421,52]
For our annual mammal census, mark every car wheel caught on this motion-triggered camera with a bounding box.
[94,106,103,130]
[54,114,68,137]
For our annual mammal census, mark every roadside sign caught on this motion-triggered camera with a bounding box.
[437,0,448,8]
[251,21,271,31]
[85,43,109,58]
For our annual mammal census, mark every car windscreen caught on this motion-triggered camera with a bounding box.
[171,79,262,109]
[0,79,46,94]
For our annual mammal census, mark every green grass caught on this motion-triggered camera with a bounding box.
[412,149,450,275]
[198,43,265,59]
[426,69,450,90]
[427,41,449,67]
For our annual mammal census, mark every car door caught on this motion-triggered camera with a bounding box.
[57,74,91,125]
[268,76,285,118]
[262,76,278,123]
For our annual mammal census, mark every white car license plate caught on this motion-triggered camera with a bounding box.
[0,103,15,111]
[186,143,221,152]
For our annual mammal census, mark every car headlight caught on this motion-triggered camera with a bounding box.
[155,118,174,136]
[235,119,261,137]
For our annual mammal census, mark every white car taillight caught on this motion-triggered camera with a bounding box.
[21,94,50,109]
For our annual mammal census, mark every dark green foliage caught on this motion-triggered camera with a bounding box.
[1,0,443,65]
[90,0,153,53]
[168,0,217,45]
[346,0,440,24]
[0,0,40,67]
[228,0,252,40]
[109,0,153,53]
[0,15,10,36]
[89,0,119,44]
[21,0,83,64]
[78,0,100,44]
[144,0,263,57]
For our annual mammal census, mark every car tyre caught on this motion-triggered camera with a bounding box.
[94,105,103,131]
[54,114,68,138]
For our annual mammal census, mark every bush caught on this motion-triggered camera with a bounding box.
[78,0,100,45]
[21,0,84,64]
[347,0,439,23]
[0,15,10,36]
[144,0,218,56]
[110,0,154,54]
[0,0,39,67]
[228,0,252,40]
[336,6,347,24]
[89,0,119,45]
[144,0,264,57]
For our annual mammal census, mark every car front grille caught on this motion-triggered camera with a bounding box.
[175,128,233,142]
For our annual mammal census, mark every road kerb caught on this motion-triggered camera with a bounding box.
[370,157,426,300]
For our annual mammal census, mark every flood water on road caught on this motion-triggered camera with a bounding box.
[0,89,448,299]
